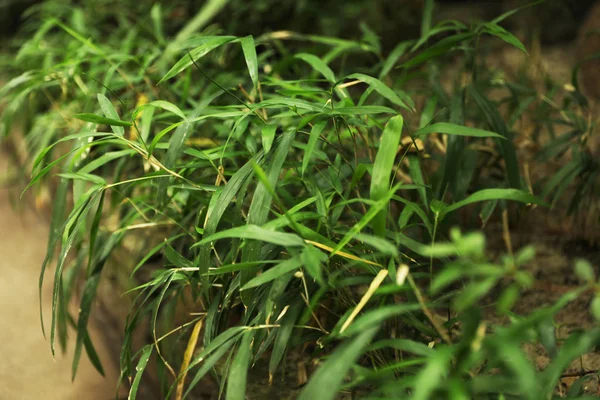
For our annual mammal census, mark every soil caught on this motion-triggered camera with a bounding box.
[0,151,124,400]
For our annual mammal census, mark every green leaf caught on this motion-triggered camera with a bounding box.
[269,301,303,378]
[128,345,153,400]
[296,53,336,83]
[334,184,400,255]
[164,245,194,269]
[51,187,102,355]
[157,95,219,204]
[302,120,327,176]
[402,32,474,69]
[297,327,378,400]
[490,0,545,25]
[454,277,497,311]
[411,346,453,400]
[344,73,414,111]
[481,22,527,54]
[241,131,296,303]
[370,115,403,236]
[380,41,413,78]
[327,105,397,116]
[241,35,259,88]
[408,155,428,208]
[97,93,125,135]
[73,113,131,128]
[58,172,106,185]
[342,304,422,336]
[206,261,278,276]
[159,36,236,83]
[241,257,303,290]
[591,297,600,322]
[147,100,187,120]
[150,3,164,43]
[441,188,547,219]
[421,0,434,37]
[77,149,136,175]
[188,326,246,370]
[575,259,595,283]
[368,338,433,356]
[301,245,327,285]
[199,225,305,248]
[354,233,399,258]
[38,176,69,337]
[541,329,600,396]
[71,271,102,380]
[184,335,235,398]
[197,151,265,292]
[81,327,106,378]
[415,122,503,138]
[227,330,254,400]
[468,85,521,189]
[261,124,277,153]
[497,284,520,314]
[31,131,113,173]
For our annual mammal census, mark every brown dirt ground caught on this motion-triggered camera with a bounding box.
[0,150,124,400]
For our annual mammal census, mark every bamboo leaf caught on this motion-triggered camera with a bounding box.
[261,124,277,153]
[241,257,302,290]
[74,113,131,128]
[241,35,259,88]
[301,120,327,176]
[226,330,254,400]
[297,327,378,400]
[370,115,403,236]
[241,131,296,303]
[344,73,414,111]
[147,100,187,120]
[442,188,547,219]
[128,345,153,400]
[159,36,236,83]
[97,93,125,135]
[200,225,305,248]
[415,122,503,138]
[296,53,336,83]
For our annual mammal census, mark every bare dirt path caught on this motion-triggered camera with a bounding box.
[0,151,122,400]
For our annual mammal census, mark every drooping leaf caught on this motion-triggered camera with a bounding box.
[226,330,254,400]
[296,53,336,83]
[241,35,259,88]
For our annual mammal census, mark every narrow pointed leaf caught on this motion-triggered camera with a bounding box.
[226,330,254,400]
[370,115,403,236]
[159,36,236,83]
[97,93,125,135]
[296,53,336,83]
[240,35,259,88]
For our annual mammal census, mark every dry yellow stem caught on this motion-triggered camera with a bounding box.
[340,269,389,333]
[175,318,204,400]
[304,239,383,267]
